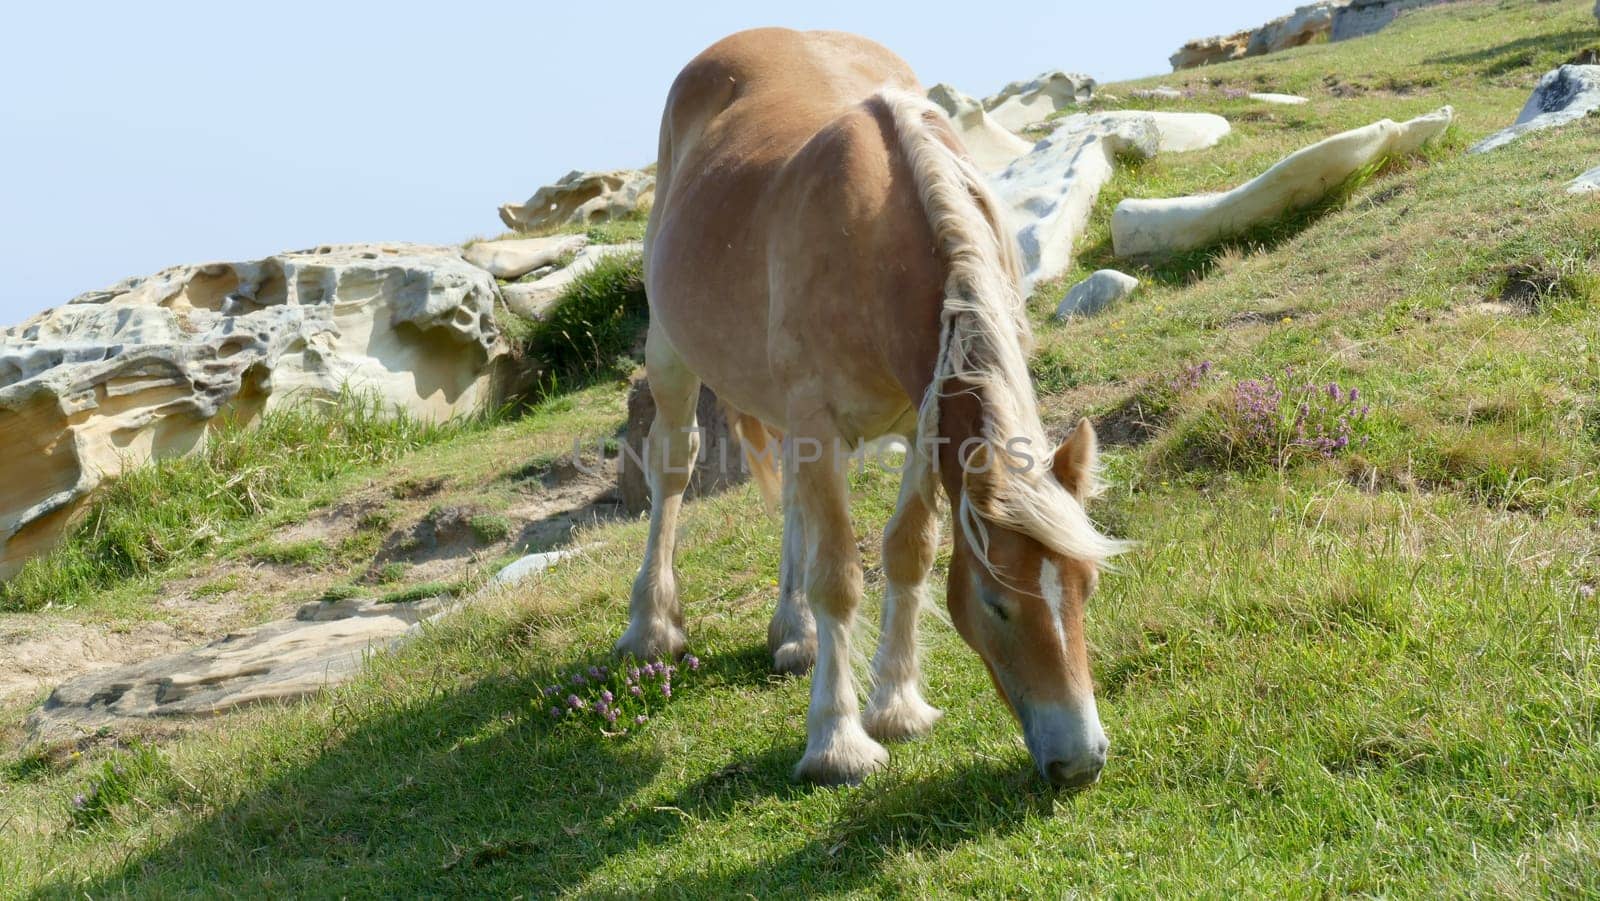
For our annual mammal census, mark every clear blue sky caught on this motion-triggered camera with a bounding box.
[0,0,1295,325]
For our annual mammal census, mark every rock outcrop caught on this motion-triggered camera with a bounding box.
[500,242,643,321]
[463,234,588,280]
[0,243,507,580]
[929,83,1035,171]
[1055,270,1141,319]
[498,169,654,233]
[1171,1,1344,70]
[983,71,1096,131]
[1330,0,1458,42]
[1251,92,1310,105]
[1470,65,1600,154]
[995,111,1231,286]
[1112,106,1453,258]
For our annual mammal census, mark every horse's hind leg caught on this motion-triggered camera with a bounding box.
[617,324,700,661]
[864,464,943,741]
[767,444,817,675]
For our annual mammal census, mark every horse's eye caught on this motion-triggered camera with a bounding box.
[983,596,1010,622]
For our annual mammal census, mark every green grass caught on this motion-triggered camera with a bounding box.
[515,249,649,391]
[0,393,466,614]
[3,0,1600,894]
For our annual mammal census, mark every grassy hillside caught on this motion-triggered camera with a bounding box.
[3,0,1599,895]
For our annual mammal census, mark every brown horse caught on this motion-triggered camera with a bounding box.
[621,28,1124,787]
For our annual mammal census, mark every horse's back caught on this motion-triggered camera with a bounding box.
[645,29,942,430]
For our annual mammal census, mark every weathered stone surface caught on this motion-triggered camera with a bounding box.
[464,234,588,280]
[1569,164,1600,194]
[495,548,583,585]
[26,596,449,742]
[1171,1,1345,70]
[1112,107,1453,258]
[0,243,506,580]
[1133,86,1188,101]
[928,83,1034,171]
[995,112,1229,286]
[1054,270,1140,319]
[1330,0,1458,42]
[498,169,654,232]
[500,242,643,321]
[1251,92,1310,105]
[983,71,1096,132]
[1470,65,1600,154]
[618,378,763,516]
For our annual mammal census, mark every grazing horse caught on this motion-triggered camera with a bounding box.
[621,28,1124,787]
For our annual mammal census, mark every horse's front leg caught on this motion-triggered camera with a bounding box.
[864,467,942,741]
[790,427,888,785]
[617,325,699,661]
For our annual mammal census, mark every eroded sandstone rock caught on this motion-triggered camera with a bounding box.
[498,169,654,232]
[1569,164,1600,194]
[1251,92,1310,105]
[1112,107,1453,258]
[0,243,507,580]
[1330,0,1458,42]
[1470,65,1600,154]
[25,595,450,743]
[983,71,1097,132]
[928,83,1035,171]
[464,234,588,280]
[1171,1,1345,70]
[500,242,643,321]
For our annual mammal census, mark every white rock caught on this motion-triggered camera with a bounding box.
[1569,165,1600,194]
[464,234,588,280]
[983,71,1096,132]
[994,112,1229,286]
[1470,65,1600,154]
[1133,86,1186,101]
[0,243,507,580]
[1055,111,1233,153]
[498,169,654,232]
[494,548,583,585]
[928,83,1034,172]
[1250,92,1310,105]
[500,242,643,320]
[1054,270,1140,319]
[1112,106,1453,258]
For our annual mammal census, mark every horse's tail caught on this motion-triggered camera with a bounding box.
[725,402,782,515]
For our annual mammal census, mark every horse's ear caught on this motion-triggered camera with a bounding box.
[1051,418,1099,502]
[961,442,1003,514]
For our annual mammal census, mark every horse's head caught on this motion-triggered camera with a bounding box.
[947,419,1114,788]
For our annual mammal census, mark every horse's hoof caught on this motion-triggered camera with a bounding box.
[793,723,888,786]
[770,639,816,676]
[613,620,686,662]
[864,689,942,742]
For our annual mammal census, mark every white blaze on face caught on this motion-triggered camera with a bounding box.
[1039,558,1068,650]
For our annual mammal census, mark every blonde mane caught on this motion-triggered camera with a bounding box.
[877,88,1124,566]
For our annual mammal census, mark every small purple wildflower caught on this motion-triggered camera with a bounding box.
[635,714,649,725]
[72,794,87,810]
[661,683,672,698]
[685,654,701,671]
[600,689,614,704]
[630,685,643,697]
[571,674,587,687]
[550,707,562,719]
[567,694,584,710]
[588,666,602,680]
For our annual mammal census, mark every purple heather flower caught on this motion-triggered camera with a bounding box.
[605,709,619,724]
[661,683,672,698]
[630,685,642,697]
[600,689,614,704]
[1327,383,1340,401]
[686,654,701,671]
[635,714,649,725]
[1348,387,1360,403]
[588,666,602,680]
[567,694,584,709]
[550,707,562,719]
[571,674,587,687]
